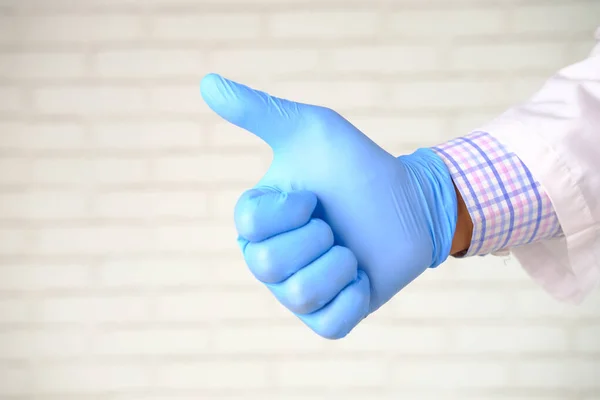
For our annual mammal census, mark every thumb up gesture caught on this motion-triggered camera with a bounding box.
[201,74,459,339]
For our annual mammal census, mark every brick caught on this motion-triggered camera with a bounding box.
[0,192,87,219]
[0,229,32,255]
[107,397,227,400]
[268,11,380,39]
[209,189,242,220]
[513,289,600,318]
[574,325,600,352]
[451,326,568,353]
[91,158,150,184]
[0,86,24,112]
[329,46,438,73]
[13,15,143,43]
[13,0,345,4]
[0,330,88,358]
[348,116,447,149]
[0,16,17,43]
[1,0,135,5]
[0,52,86,78]
[390,80,510,109]
[33,227,153,254]
[152,14,261,40]
[389,9,506,36]
[156,361,268,389]
[569,39,597,61]
[116,396,324,400]
[242,397,403,400]
[91,121,203,149]
[106,397,208,400]
[211,48,320,76]
[451,43,567,72]
[433,255,532,282]
[209,120,269,150]
[329,324,448,353]
[451,111,505,138]
[33,364,150,392]
[390,361,508,388]
[267,397,555,400]
[213,325,325,354]
[275,360,386,387]
[272,81,382,109]
[514,360,600,389]
[91,328,210,355]
[155,290,287,321]
[0,122,85,150]
[35,296,150,323]
[0,299,32,323]
[209,257,261,286]
[95,50,205,78]
[475,398,563,400]
[511,4,600,34]
[149,85,209,114]
[32,158,149,184]
[152,225,237,252]
[98,256,253,287]
[0,365,29,395]
[0,158,31,184]
[508,76,551,102]
[390,288,513,319]
[93,191,208,218]
[34,86,146,115]
[153,155,265,184]
[0,264,89,290]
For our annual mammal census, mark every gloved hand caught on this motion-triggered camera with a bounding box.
[200,74,458,339]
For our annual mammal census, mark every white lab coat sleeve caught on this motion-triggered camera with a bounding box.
[478,28,600,303]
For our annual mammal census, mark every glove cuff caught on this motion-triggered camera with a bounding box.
[398,148,458,268]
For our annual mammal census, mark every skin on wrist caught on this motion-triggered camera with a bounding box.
[450,183,473,256]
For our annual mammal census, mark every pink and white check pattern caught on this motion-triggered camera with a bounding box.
[432,131,563,257]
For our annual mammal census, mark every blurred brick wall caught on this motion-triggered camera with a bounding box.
[0,0,599,399]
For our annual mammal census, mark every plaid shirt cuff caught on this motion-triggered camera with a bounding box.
[432,131,563,257]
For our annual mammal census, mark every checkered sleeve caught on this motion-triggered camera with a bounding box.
[431,131,563,257]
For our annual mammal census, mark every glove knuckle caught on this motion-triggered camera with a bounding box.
[285,280,318,315]
[247,243,279,283]
[235,188,278,242]
[313,319,350,340]
[333,246,358,272]
[236,212,258,241]
[234,201,261,241]
[311,218,334,245]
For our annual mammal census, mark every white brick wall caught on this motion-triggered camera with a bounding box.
[0,0,598,399]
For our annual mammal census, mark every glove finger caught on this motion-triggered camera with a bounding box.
[244,219,334,284]
[298,270,371,340]
[235,187,317,243]
[200,73,307,150]
[267,245,358,315]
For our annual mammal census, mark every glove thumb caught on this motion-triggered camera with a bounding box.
[200,73,308,150]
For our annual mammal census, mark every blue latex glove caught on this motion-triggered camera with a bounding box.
[201,74,458,339]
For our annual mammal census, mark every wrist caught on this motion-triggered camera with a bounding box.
[401,148,461,267]
[450,182,473,256]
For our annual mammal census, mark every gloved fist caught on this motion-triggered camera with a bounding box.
[201,74,458,339]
